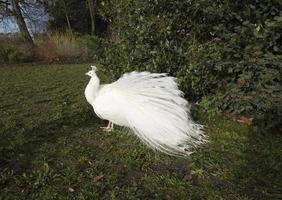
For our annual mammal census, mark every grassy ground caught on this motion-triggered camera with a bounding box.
[0,64,281,200]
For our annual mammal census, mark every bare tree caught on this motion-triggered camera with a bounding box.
[11,0,34,47]
[87,0,97,35]
[0,0,34,47]
[58,0,72,35]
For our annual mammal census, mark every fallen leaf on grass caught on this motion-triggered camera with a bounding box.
[237,116,253,126]
[92,175,104,182]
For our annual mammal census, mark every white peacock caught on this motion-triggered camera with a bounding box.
[84,65,207,156]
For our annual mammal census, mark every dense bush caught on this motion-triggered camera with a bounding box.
[92,0,282,132]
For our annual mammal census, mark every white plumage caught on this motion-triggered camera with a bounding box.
[84,66,207,156]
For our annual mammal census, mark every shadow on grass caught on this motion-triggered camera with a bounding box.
[0,109,100,174]
[191,109,282,200]
[1,104,281,199]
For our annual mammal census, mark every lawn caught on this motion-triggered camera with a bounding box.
[0,64,281,200]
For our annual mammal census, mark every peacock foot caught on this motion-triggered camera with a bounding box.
[100,121,114,132]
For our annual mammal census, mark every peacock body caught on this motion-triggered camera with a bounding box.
[85,66,207,156]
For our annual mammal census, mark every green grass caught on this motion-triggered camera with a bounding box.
[0,64,281,200]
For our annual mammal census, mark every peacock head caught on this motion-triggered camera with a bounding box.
[85,65,97,77]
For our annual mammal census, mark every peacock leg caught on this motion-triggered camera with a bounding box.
[100,121,111,131]
[109,122,114,131]
[100,121,114,132]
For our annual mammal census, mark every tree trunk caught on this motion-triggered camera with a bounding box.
[65,11,72,35]
[11,0,34,48]
[61,0,72,35]
[87,0,97,35]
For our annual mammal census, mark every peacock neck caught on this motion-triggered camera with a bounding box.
[85,75,100,104]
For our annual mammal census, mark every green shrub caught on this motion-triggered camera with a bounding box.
[177,41,226,99]
[92,0,282,132]
[214,52,282,133]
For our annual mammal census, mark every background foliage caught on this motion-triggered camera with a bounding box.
[89,0,282,133]
[47,0,107,36]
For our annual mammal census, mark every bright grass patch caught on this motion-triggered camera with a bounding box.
[0,64,281,199]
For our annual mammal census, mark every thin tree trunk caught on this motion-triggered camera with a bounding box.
[61,0,72,35]
[11,0,34,48]
[65,11,72,35]
[87,0,97,35]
